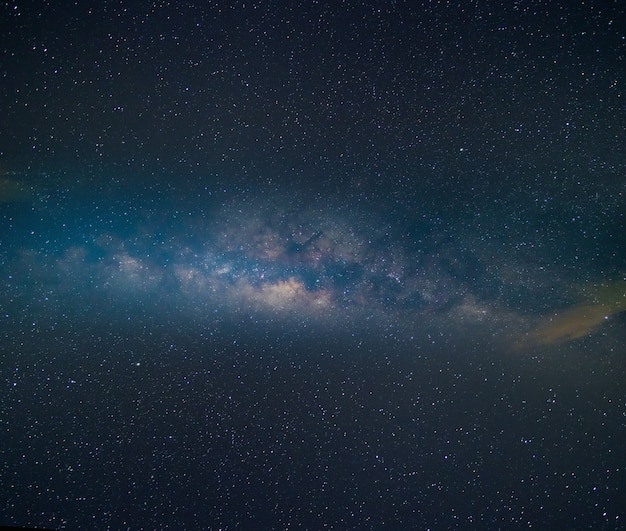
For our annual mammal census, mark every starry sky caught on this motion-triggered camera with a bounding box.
[1,1,626,529]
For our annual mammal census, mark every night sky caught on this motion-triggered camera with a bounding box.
[1,1,625,529]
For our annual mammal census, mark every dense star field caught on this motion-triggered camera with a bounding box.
[1,1,625,529]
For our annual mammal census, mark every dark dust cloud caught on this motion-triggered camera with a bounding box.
[1,1,625,529]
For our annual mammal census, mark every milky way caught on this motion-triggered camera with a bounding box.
[7,179,621,353]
